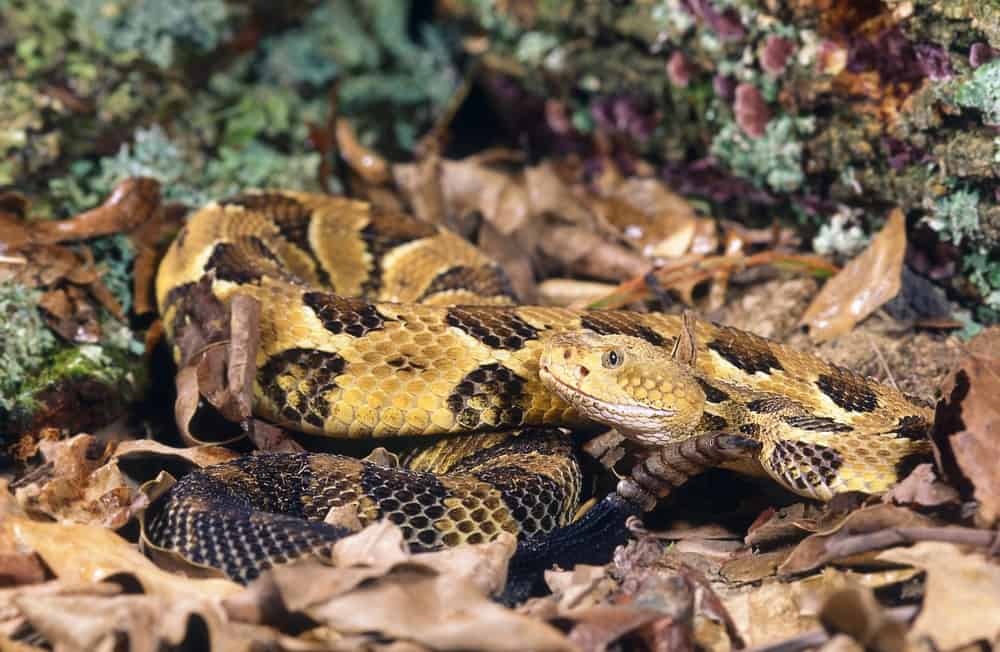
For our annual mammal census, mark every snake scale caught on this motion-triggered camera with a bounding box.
[148,191,933,583]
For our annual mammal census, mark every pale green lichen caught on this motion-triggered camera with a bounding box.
[925,188,980,245]
[711,115,814,193]
[0,283,59,412]
[812,208,870,257]
[87,234,136,314]
[257,0,457,151]
[67,0,231,68]
[515,32,560,67]
[964,249,1000,311]
[954,59,1000,125]
[51,125,204,211]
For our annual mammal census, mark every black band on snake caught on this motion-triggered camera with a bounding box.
[148,191,933,584]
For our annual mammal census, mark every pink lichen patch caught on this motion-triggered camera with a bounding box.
[734,83,770,138]
[760,35,795,76]
[667,51,693,88]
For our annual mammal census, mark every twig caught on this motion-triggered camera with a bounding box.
[416,59,480,157]
[865,333,900,392]
[742,629,828,652]
[0,254,27,264]
[822,526,1000,561]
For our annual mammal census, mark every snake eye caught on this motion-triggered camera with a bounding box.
[602,349,624,369]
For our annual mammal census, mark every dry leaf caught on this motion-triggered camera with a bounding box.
[801,208,906,341]
[883,464,959,508]
[603,178,709,258]
[778,504,936,575]
[37,286,101,343]
[6,518,240,598]
[227,522,573,651]
[336,119,390,184]
[524,162,595,230]
[539,224,650,281]
[32,178,161,244]
[878,542,1000,649]
[4,584,322,652]
[818,587,907,652]
[113,439,240,469]
[12,434,140,529]
[933,327,1000,523]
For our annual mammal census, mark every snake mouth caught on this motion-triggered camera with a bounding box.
[539,364,677,424]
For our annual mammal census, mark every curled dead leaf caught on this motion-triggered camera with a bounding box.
[818,587,908,652]
[7,517,239,598]
[801,208,906,341]
[878,542,1000,649]
[336,119,390,185]
[226,521,573,651]
[933,326,1000,524]
[778,504,937,575]
[32,178,162,245]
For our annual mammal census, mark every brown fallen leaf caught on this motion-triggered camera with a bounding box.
[933,327,1000,524]
[113,439,241,470]
[227,522,574,651]
[0,482,47,588]
[31,178,162,245]
[3,582,326,652]
[537,279,618,307]
[745,503,827,548]
[882,463,959,509]
[0,580,122,642]
[878,542,1000,649]
[169,281,260,444]
[37,285,101,343]
[539,224,650,282]
[801,208,906,341]
[818,587,908,652]
[13,434,139,530]
[336,118,390,185]
[601,177,711,259]
[6,517,240,598]
[778,504,937,575]
[524,161,597,232]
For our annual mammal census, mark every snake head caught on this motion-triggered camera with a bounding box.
[539,330,706,445]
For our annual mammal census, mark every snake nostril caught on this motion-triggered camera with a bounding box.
[578,365,589,378]
[563,349,571,360]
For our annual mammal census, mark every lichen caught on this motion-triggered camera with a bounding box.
[925,187,981,245]
[710,115,814,193]
[257,0,458,152]
[87,234,136,314]
[964,249,1000,312]
[812,208,870,257]
[954,58,1000,125]
[0,283,59,412]
[67,0,231,69]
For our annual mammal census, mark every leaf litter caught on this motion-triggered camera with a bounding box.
[1,89,997,652]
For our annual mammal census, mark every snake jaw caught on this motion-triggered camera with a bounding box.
[539,353,684,444]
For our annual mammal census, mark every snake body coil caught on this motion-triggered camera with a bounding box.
[149,191,933,583]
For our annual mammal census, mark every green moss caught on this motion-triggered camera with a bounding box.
[954,59,1000,125]
[0,283,59,413]
[17,344,143,407]
[711,116,815,193]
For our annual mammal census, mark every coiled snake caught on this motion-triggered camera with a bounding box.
[147,191,933,583]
